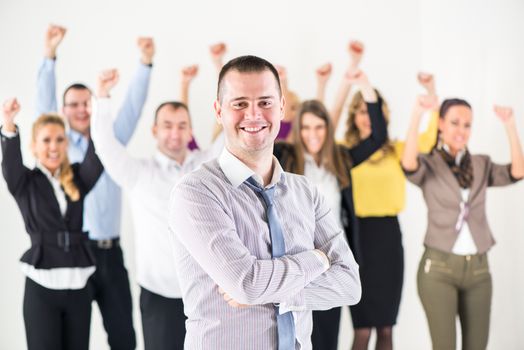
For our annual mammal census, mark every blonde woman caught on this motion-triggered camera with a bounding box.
[330,42,438,349]
[1,98,103,350]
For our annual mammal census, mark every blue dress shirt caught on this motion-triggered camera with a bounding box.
[35,57,151,239]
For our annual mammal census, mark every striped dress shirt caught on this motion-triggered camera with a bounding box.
[169,148,361,349]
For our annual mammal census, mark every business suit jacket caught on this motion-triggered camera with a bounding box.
[1,129,103,269]
[405,151,519,254]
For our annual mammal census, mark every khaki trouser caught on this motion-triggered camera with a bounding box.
[417,247,492,350]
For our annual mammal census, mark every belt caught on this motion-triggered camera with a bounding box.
[89,238,120,249]
[29,231,87,252]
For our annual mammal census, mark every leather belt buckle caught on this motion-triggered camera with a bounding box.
[97,239,113,249]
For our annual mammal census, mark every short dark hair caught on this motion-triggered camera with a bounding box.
[217,55,282,102]
[154,101,191,125]
[439,98,472,119]
[62,83,92,105]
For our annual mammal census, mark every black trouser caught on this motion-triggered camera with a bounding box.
[311,307,341,350]
[90,243,136,350]
[140,287,186,350]
[24,277,93,350]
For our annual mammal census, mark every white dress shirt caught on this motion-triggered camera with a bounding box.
[303,153,344,232]
[169,147,361,349]
[91,98,222,298]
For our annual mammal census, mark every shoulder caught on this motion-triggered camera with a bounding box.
[174,159,230,198]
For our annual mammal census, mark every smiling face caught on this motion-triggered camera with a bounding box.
[32,122,68,174]
[152,104,193,161]
[214,69,284,160]
[62,87,92,136]
[439,105,472,155]
[300,112,327,158]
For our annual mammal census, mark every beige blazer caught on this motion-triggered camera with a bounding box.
[405,151,518,253]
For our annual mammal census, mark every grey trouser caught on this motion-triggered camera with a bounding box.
[417,247,492,350]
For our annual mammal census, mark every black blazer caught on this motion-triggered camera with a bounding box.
[1,128,103,269]
[274,100,387,264]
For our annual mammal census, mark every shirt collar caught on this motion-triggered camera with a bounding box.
[67,128,85,146]
[442,143,466,165]
[35,161,61,181]
[154,149,193,171]
[218,148,284,189]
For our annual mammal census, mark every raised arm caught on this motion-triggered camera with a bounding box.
[92,70,143,190]
[340,70,387,167]
[1,99,31,196]
[329,40,364,128]
[315,63,332,103]
[36,24,67,118]
[209,42,227,74]
[401,95,439,171]
[179,64,199,105]
[112,37,154,145]
[494,106,524,179]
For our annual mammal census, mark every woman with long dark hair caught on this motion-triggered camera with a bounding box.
[401,96,524,350]
[274,69,387,350]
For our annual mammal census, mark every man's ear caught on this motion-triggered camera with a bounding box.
[151,124,158,138]
[280,95,286,121]
[214,100,223,125]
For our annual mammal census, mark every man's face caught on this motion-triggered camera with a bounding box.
[214,69,284,159]
[62,88,92,135]
[152,105,193,160]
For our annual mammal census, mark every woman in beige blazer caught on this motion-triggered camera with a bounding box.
[401,96,524,350]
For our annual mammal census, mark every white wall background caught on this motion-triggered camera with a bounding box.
[1,0,523,349]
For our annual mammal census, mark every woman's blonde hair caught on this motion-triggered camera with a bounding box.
[32,114,80,201]
[345,90,395,158]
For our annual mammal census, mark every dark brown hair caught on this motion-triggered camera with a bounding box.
[287,100,350,188]
[217,55,282,102]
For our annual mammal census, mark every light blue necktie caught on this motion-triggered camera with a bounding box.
[245,176,296,350]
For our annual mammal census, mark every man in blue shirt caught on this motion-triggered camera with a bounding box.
[35,24,154,350]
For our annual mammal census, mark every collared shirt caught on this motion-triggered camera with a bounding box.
[303,153,343,232]
[36,57,152,240]
[442,144,478,255]
[91,98,223,298]
[169,147,361,350]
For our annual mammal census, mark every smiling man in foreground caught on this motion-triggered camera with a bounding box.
[168,55,361,350]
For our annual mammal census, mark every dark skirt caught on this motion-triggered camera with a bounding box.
[350,216,404,328]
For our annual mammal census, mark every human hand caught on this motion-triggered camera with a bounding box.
[138,37,155,65]
[210,42,227,69]
[181,64,199,85]
[2,98,20,132]
[316,63,332,85]
[218,286,248,308]
[417,72,436,95]
[97,69,119,98]
[348,40,364,67]
[494,105,515,125]
[44,24,67,59]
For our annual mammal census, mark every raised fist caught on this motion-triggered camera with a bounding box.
[44,24,67,58]
[348,40,364,67]
[417,72,436,95]
[493,105,514,124]
[138,37,155,65]
[181,65,199,85]
[2,98,21,126]
[97,69,120,98]
[316,62,332,83]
